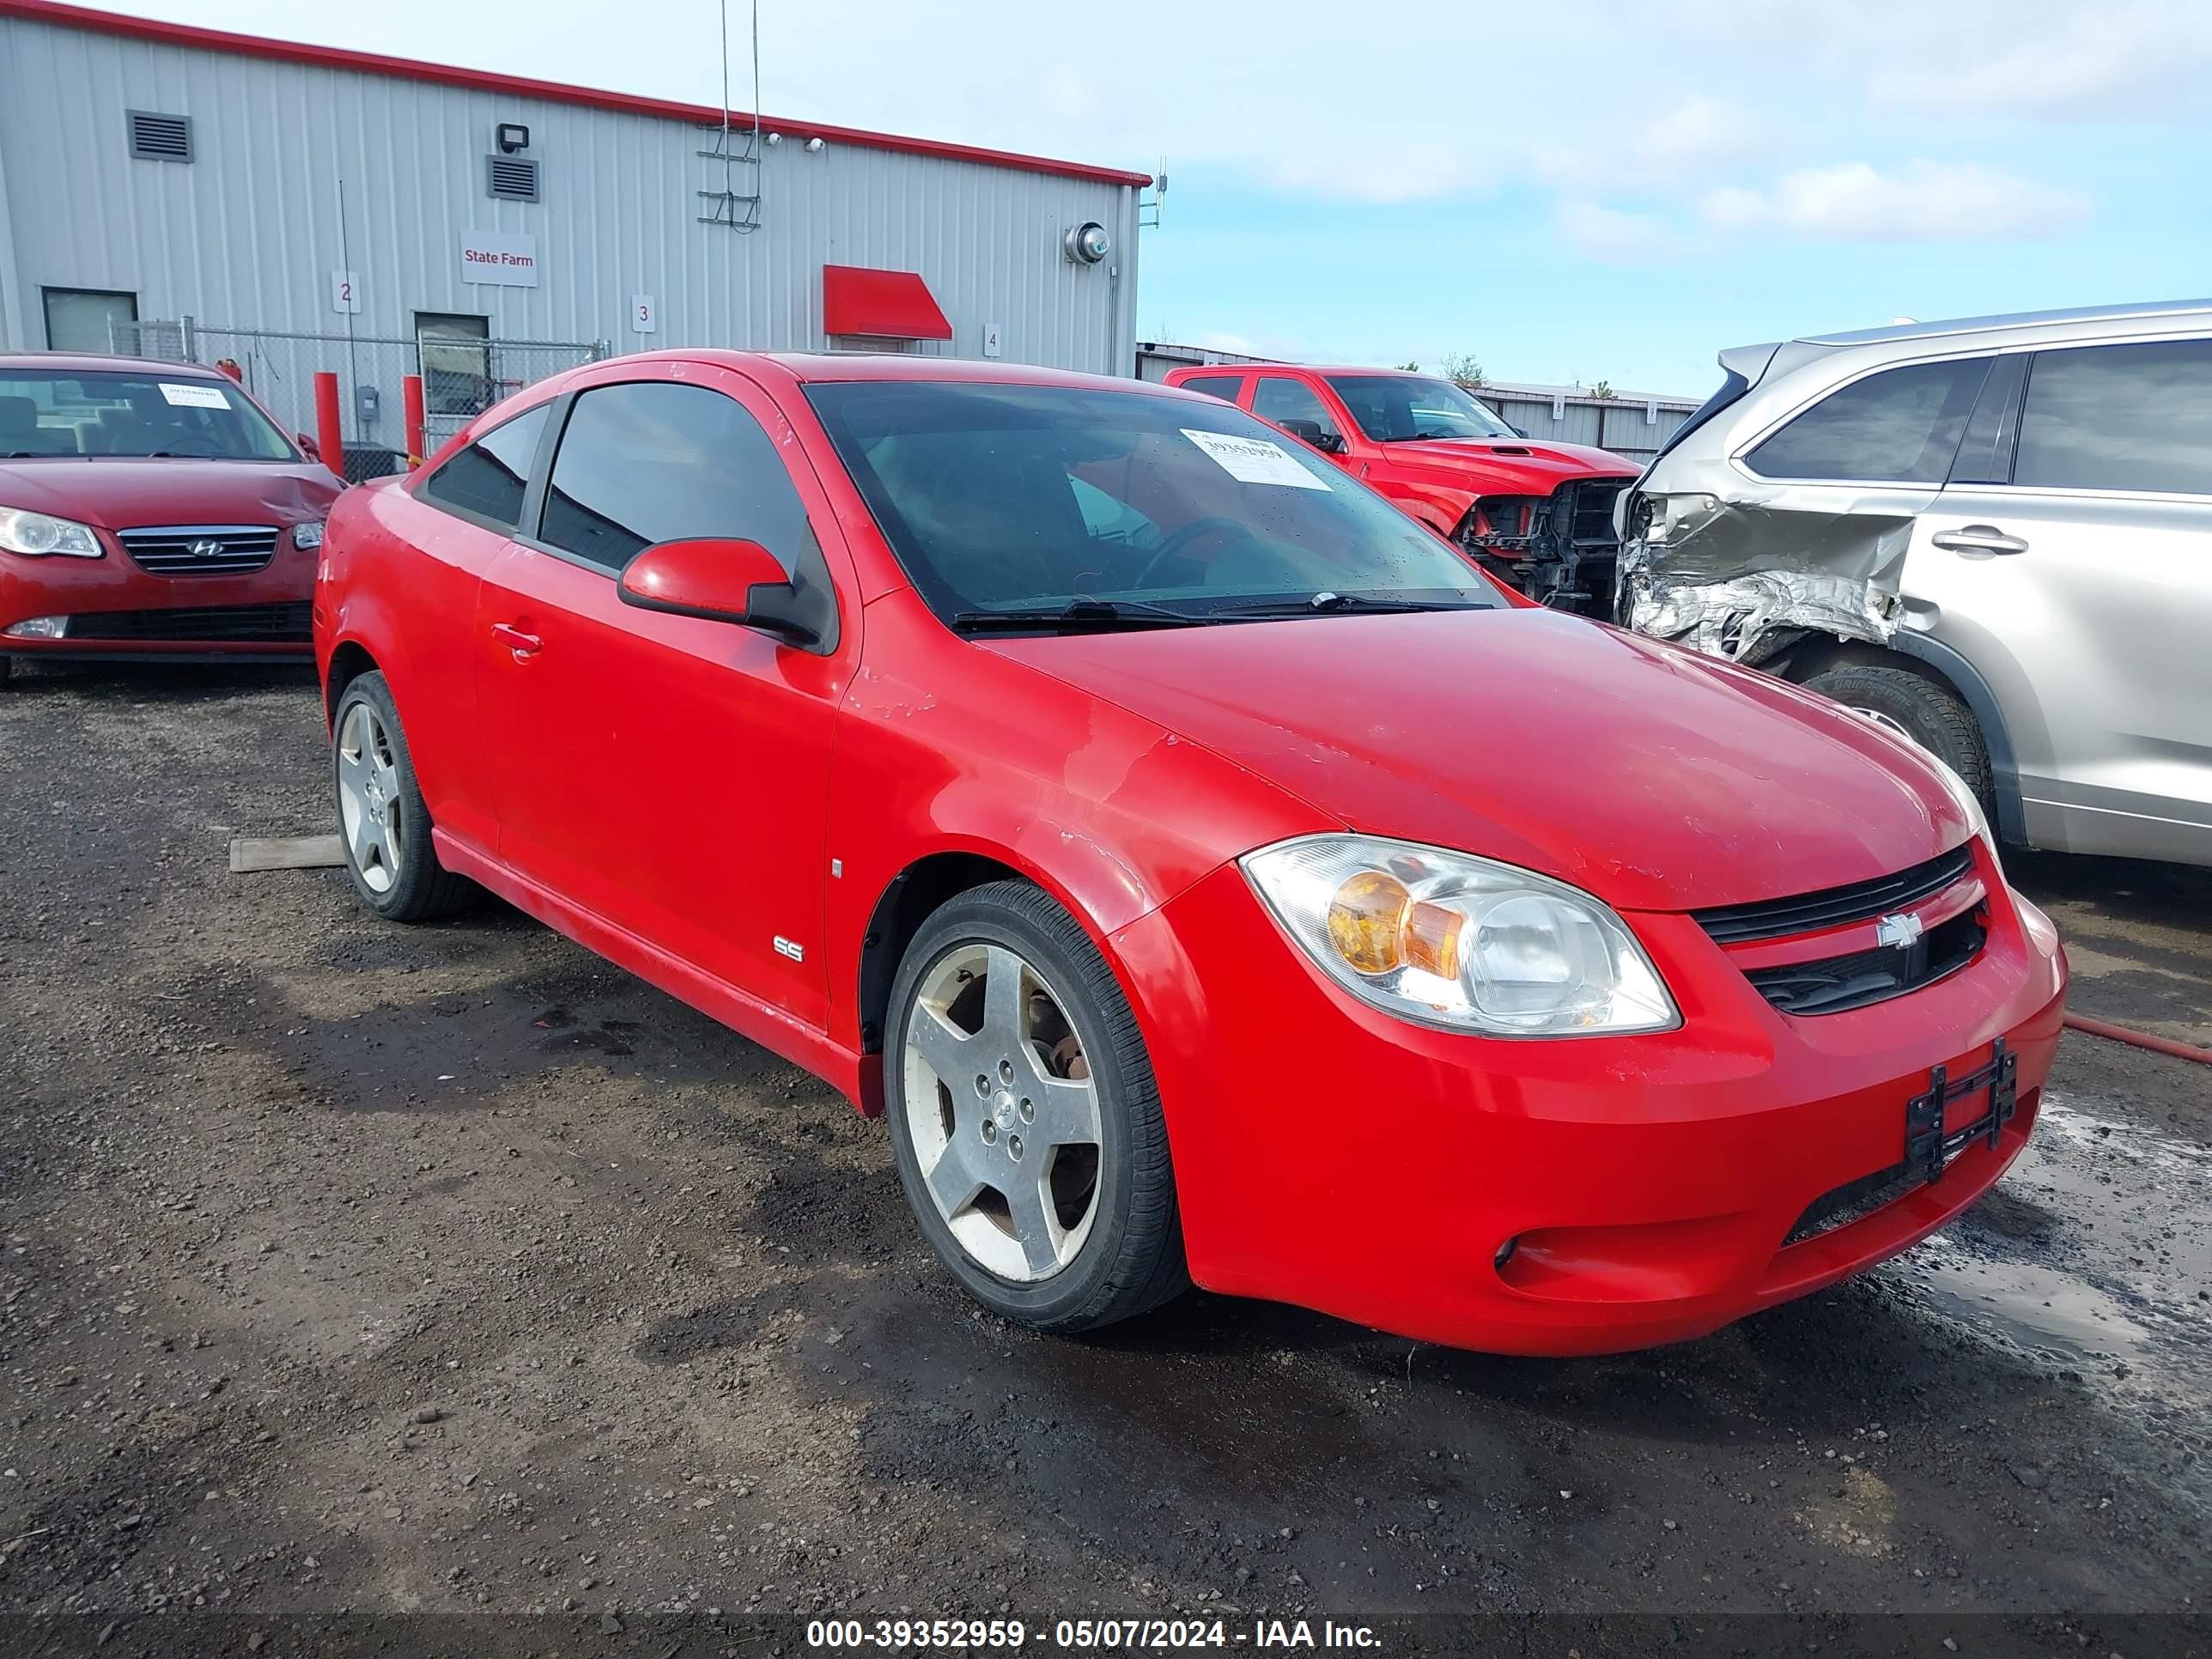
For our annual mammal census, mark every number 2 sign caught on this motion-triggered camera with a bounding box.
[330,270,361,314]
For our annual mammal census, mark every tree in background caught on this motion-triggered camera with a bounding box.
[1590,380,1616,401]
[1439,351,1486,388]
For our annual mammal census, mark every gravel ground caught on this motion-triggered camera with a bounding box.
[1,660,2207,1655]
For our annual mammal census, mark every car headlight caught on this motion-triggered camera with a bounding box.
[0,506,102,558]
[292,520,325,550]
[1241,835,1680,1037]
[1924,752,2002,879]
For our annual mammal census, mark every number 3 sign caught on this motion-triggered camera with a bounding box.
[630,295,657,335]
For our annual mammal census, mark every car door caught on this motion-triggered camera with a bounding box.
[1911,336,2212,863]
[386,398,559,853]
[471,363,856,1028]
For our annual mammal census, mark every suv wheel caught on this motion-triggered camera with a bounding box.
[331,671,475,921]
[884,881,1188,1333]
[1802,662,1991,811]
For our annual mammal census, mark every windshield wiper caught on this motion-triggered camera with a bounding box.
[950,597,1208,634]
[1215,592,1475,617]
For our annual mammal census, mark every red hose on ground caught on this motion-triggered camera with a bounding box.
[2064,1012,2212,1066]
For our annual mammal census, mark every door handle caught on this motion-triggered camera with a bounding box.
[1930,525,2028,556]
[490,622,544,657]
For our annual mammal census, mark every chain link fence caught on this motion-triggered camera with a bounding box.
[111,319,609,483]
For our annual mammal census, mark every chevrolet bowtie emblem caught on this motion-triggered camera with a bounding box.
[1876,912,1925,950]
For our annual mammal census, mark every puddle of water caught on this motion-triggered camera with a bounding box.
[1899,1233,2156,1367]
[2033,1090,2212,1170]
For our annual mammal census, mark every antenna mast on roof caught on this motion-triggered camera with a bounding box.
[697,0,763,231]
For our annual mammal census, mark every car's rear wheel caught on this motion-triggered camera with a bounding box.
[884,881,1187,1333]
[331,671,474,922]
[1802,661,1992,813]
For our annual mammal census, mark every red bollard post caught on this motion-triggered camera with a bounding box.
[312,371,345,481]
[402,374,428,471]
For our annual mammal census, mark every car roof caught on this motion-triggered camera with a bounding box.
[1797,297,2212,349]
[639,349,1210,398]
[0,351,228,377]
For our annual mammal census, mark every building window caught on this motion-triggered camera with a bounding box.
[486,155,540,202]
[44,288,138,353]
[416,313,493,418]
[126,110,193,162]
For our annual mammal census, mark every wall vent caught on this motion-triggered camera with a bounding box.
[127,110,193,162]
[486,155,540,202]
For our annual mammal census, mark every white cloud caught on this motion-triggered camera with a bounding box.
[1697,161,2090,241]
[1660,0,2212,115]
[1539,95,1761,193]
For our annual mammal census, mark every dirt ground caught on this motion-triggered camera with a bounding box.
[2,660,2207,1656]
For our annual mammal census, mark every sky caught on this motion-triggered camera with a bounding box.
[115,0,2212,397]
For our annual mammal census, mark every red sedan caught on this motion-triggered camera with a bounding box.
[0,354,339,684]
[313,350,2067,1356]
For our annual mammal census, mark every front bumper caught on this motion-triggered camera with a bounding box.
[1,534,317,659]
[1110,848,2067,1356]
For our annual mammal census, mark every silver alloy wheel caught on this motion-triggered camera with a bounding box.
[1849,704,1920,744]
[902,941,1104,1283]
[336,702,404,894]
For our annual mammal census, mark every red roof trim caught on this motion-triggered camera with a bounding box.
[0,0,1152,189]
[822,266,953,342]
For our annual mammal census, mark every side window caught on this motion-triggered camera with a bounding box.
[1747,357,1990,484]
[419,403,550,527]
[2014,338,2212,495]
[539,381,811,574]
[1252,376,1345,451]
[1179,374,1243,404]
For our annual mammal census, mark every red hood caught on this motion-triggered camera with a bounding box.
[1370,437,1636,493]
[990,608,1971,914]
[0,458,341,531]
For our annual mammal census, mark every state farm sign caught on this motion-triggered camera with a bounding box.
[459,231,539,288]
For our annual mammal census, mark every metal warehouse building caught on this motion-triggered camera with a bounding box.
[0,0,1147,465]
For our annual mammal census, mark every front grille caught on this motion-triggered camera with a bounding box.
[1784,1161,1922,1245]
[60,603,311,642]
[1692,845,1975,945]
[1745,908,1984,1017]
[1566,478,1627,546]
[118,524,281,575]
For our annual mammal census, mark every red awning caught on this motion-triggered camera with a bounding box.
[822,264,952,341]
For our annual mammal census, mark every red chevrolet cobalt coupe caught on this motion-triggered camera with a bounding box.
[0,355,340,683]
[313,352,2067,1355]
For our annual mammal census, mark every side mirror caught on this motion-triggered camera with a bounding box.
[296,432,319,460]
[618,537,823,646]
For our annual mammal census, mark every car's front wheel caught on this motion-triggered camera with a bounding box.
[331,670,475,922]
[1803,661,1993,814]
[884,881,1187,1333]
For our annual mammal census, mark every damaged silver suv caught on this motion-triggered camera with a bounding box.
[1617,300,2212,871]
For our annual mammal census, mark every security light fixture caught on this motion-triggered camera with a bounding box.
[495,122,531,154]
[804,137,825,153]
[765,131,782,145]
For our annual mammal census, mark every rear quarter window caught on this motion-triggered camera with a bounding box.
[1747,357,1990,484]
[419,404,552,527]
[1177,374,1244,404]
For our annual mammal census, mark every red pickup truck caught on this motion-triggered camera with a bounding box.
[1164,363,1638,615]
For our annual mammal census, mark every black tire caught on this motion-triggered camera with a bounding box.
[884,880,1188,1333]
[1802,661,1991,811]
[331,670,475,922]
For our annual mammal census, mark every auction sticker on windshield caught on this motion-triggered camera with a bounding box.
[158,382,230,410]
[1181,428,1331,490]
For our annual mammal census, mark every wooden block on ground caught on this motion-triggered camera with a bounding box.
[230,835,345,873]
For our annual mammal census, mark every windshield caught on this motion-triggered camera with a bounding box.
[804,381,1500,628]
[0,369,296,461]
[1325,374,1517,442]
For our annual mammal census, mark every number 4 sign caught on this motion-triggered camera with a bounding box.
[330,270,361,314]
[630,295,657,335]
